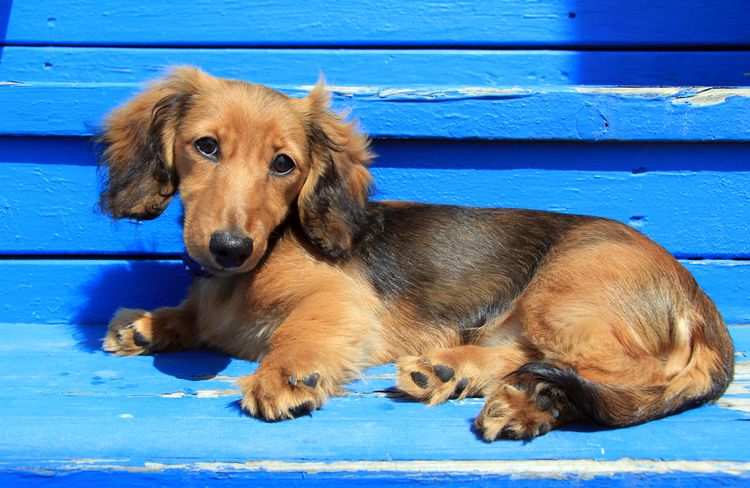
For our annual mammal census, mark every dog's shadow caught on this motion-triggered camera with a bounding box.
[72,260,232,379]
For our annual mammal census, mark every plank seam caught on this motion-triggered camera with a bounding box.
[3,42,750,51]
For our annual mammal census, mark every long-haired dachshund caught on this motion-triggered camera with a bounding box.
[99,67,734,440]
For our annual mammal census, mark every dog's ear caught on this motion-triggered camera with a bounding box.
[98,66,206,220]
[297,80,374,258]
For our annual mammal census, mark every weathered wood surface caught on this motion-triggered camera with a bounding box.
[0,323,748,485]
[3,83,750,140]
[3,46,750,87]
[2,0,749,47]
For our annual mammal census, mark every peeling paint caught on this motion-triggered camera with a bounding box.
[160,388,236,399]
[68,459,130,464]
[575,86,750,107]
[27,459,750,477]
[723,362,750,396]
[718,397,750,413]
[673,88,750,107]
[576,87,685,98]
[191,374,237,382]
[297,85,530,101]
[297,84,750,106]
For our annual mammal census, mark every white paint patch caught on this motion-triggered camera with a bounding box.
[191,374,238,382]
[118,414,134,419]
[724,362,750,396]
[70,459,131,464]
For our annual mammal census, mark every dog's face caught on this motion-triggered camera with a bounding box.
[99,67,373,275]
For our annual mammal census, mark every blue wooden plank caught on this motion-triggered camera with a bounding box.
[0,323,748,486]
[2,138,749,257]
[2,1,749,47]
[4,46,750,87]
[0,259,748,325]
[3,83,749,141]
[0,399,747,462]
[3,470,749,488]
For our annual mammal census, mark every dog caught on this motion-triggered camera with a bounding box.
[99,67,734,440]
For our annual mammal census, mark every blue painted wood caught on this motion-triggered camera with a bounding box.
[2,138,749,258]
[3,83,749,141]
[1,259,748,325]
[2,1,749,47]
[4,46,750,87]
[3,471,749,488]
[0,323,747,485]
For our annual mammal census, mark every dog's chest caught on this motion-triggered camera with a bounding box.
[190,277,287,360]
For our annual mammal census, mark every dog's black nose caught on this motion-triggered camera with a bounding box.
[209,231,254,269]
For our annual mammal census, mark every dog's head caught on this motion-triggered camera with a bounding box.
[99,67,373,275]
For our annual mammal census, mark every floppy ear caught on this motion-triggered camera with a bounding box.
[98,66,206,220]
[297,81,374,258]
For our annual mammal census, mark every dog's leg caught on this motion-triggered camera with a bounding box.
[395,344,533,406]
[238,293,377,421]
[103,304,197,355]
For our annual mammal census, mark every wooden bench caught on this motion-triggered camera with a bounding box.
[2,1,749,485]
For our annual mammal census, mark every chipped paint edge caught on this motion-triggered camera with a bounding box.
[296,85,530,100]
[575,87,750,107]
[11,459,750,477]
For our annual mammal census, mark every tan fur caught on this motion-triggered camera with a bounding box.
[99,67,734,438]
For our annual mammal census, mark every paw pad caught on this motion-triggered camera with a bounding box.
[433,364,455,382]
[410,371,430,389]
[288,372,320,388]
[132,330,150,347]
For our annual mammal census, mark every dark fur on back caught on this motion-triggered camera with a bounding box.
[355,204,587,330]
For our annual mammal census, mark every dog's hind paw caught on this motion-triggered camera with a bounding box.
[396,353,476,406]
[474,378,571,441]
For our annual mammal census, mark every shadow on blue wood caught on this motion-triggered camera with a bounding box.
[8,136,750,172]
[71,261,190,329]
[0,0,10,67]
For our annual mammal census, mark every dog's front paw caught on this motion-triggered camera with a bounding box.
[238,364,328,421]
[103,308,155,356]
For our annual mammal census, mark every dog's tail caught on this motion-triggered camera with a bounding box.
[518,310,734,427]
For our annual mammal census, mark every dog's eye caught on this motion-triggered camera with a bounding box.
[194,137,219,159]
[271,154,296,176]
